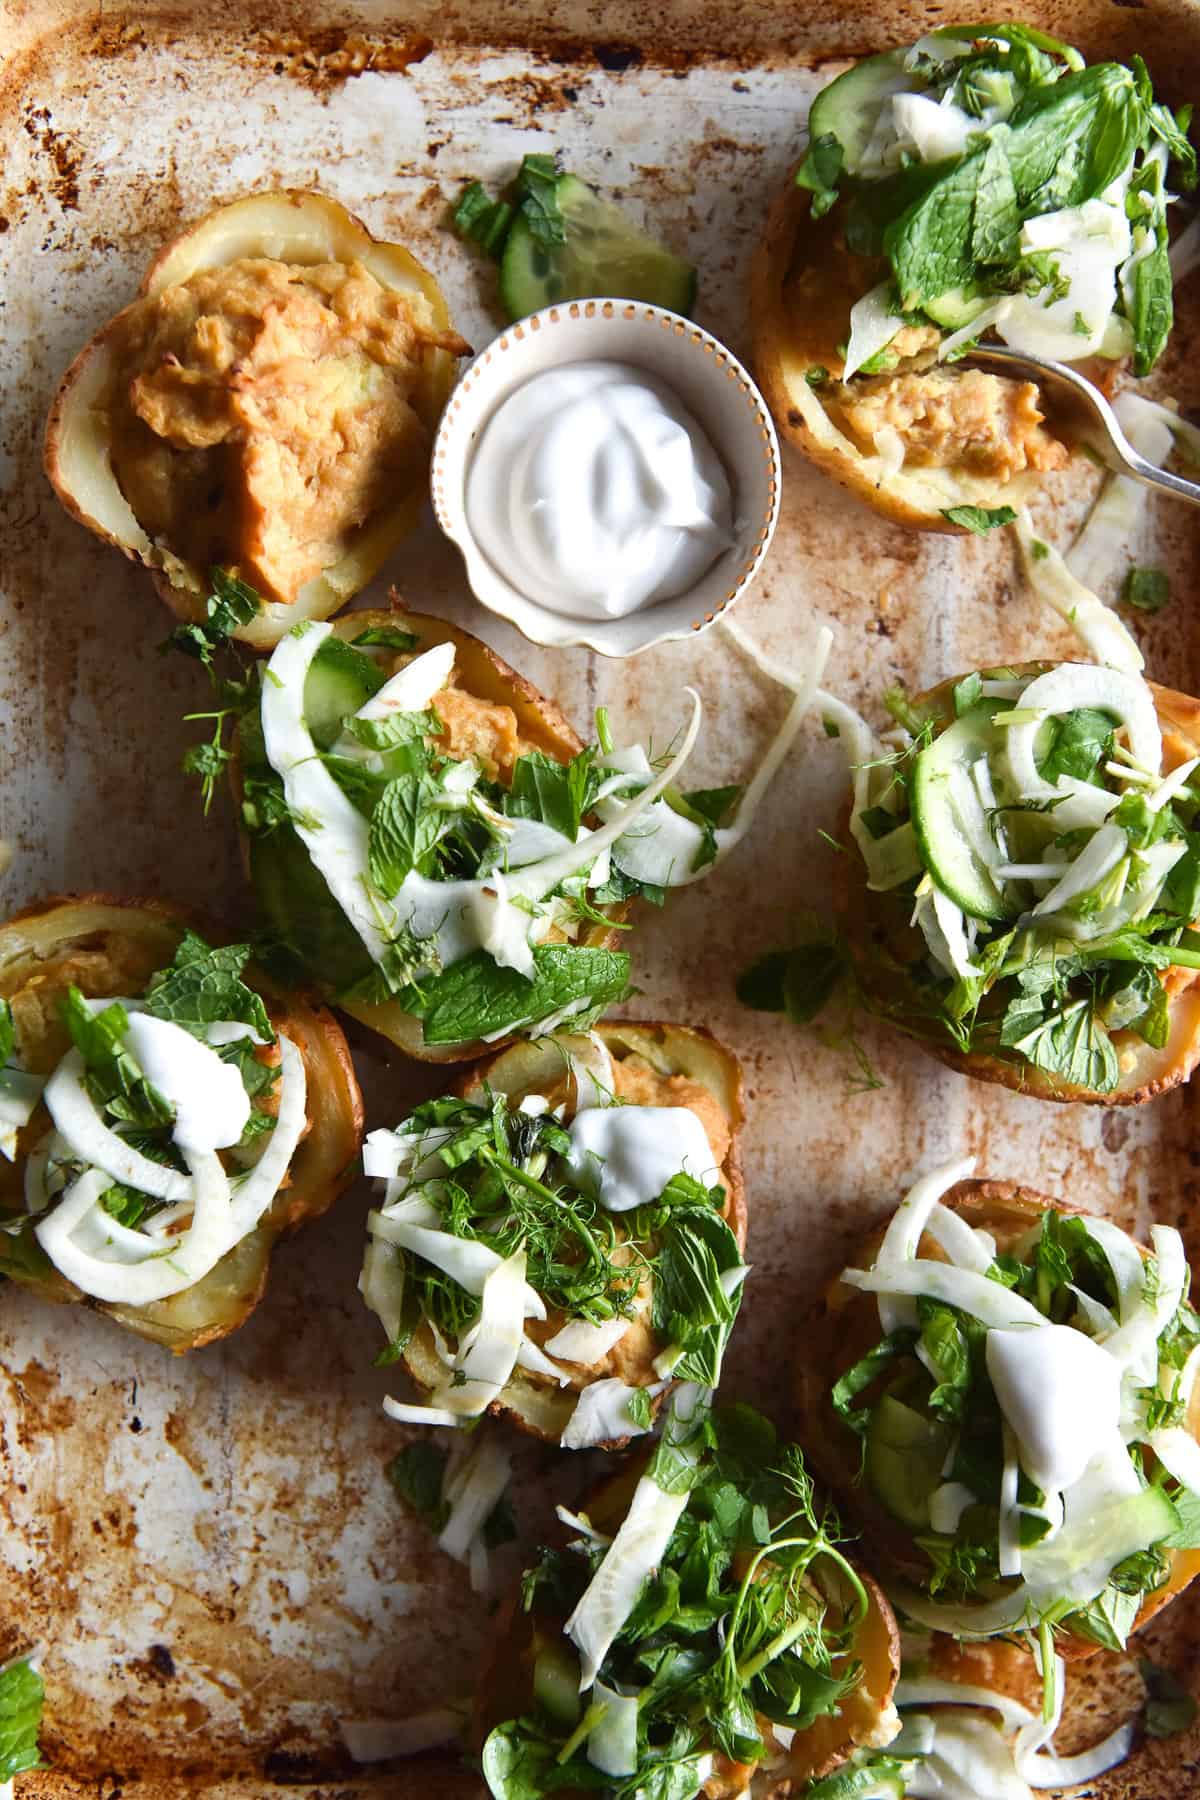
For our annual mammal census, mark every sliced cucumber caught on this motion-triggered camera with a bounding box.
[911,704,1011,921]
[807,50,915,175]
[303,638,385,751]
[923,286,986,330]
[865,1394,952,1530]
[533,1637,581,1727]
[499,175,696,320]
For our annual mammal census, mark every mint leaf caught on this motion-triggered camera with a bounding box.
[387,1442,450,1532]
[403,945,630,1046]
[830,1331,917,1439]
[971,132,1021,264]
[1003,995,1119,1092]
[941,504,1017,534]
[681,785,742,829]
[61,988,173,1128]
[1038,707,1115,785]
[0,1654,45,1782]
[796,132,845,219]
[368,772,445,898]
[1120,566,1171,613]
[165,567,261,668]
[144,933,273,1042]
[0,999,13,1066]
[506,748,597,842]
[344,709,439,752]
[737,941,846,1024]
[514,153,567,251]
[453,180,516,259]
[651,1208,745,1387]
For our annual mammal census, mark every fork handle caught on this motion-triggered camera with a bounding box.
[1119,451,1200,508]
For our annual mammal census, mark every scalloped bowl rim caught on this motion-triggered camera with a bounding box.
[431,298,782,657]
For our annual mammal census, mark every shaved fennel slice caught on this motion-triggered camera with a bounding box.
[545,1317,632,1362]
[844,281,908,380]
[894,1679,1034,1732]
[928,1481,977,1534]
[872,1156,977,1335]
[567,1033,616,1111]
[1013,512,1143,673]
[844,1259,1047,1331]
[1065,393,1174,592]
[1102,1223,1186,1380]
[438,1431,512,1563]
[608,627,832,888]
[261,622,393,963]
[1007,663,1162,796]
[516,1337,571,1385]
[1148,756,1200,813]
[44,1050,190,1201]
[931,887,982,979]
[566,1465,691,1687]
[588,1680,639,1778]
[359,1236,406,1343]
[340,1709,464,1763]
[1147,1424,1200,1495]
[561,1377,664,1450]
[1027,823,1127,918]
[888,1581,1030,1637]
[436,1248,530,1417]
[998,1427,1023,1579]
[925,1203,994,1273]
[355,641,454,720]
[1079,1215,1145,1325]
[37,1153,235,1305]
[226,1035,306,1238]
[367,1201,546,1320]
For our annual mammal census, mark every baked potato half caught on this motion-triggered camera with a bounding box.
[0,895,362,1350]
[230,604,633,1063]
[44,191,467,648]
[841,661,1200,1104]
[795,1173,1200,1661]
[363,1021,746,1447]
[472,1397,901,1799]
[750,28,1196,530]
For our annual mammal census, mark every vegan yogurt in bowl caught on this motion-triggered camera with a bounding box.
[432,300,781,656]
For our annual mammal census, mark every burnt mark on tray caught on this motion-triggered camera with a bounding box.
[255,27,433,88]
[593,42,643,72]
[20,102,83,212]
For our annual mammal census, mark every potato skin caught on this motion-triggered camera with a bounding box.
[397,1021,746,1447]
[470,1459,901,1799]
[847,671,1200,1106]
[0,893,363,1352]
[233,601,628,1063]
[794,1178,1200,1657]
[749,168,1048,530]
[43,189,465,649]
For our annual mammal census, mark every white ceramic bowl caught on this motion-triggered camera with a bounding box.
[431,299,781,657]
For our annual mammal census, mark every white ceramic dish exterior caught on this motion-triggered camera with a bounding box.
[431,299,781,655]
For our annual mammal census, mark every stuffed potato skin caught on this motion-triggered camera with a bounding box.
[750,170,1057,531]
[845,670,1200,1106]
[795,1179,1200,1658]
[0,894,363,1351]
[233,604,629,1064]
[397,1020,746,1444]
[471,1447,901,1798]
[43,191,466,649]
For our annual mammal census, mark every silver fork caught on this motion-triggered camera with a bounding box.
[963,341,1200,507]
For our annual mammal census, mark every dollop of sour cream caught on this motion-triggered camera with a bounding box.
[566,1105,718,1212]
[124,1013,251,1155]
[465,360,734,621]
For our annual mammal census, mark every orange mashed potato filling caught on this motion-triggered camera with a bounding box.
[108,258,465,606]
[832,364,1068,482]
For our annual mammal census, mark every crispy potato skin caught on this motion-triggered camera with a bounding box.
[232,601,628,1063]
[795,1179,1200,1656]
[43,190,465,649]
[847,670,1200,1105]
[397,1021,746,1446]
[749,169,1049,530]
[0,893,363,1352]
[471,1462,900,1798]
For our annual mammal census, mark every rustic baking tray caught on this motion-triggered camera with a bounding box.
[2,0,1199,1794]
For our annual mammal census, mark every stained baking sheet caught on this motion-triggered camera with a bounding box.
[1,1,1200,1794]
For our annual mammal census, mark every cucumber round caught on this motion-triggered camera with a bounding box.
[923,286,987,330]
[807,50,915,176]
[910,704,1011,921]
[303,637,385,751]
[499,175,696,321]
[865,1395,952,1530]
